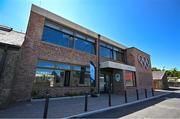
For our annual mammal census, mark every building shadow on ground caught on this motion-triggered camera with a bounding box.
[76,91,180,118]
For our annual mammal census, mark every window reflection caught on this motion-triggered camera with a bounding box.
[42,20,96,55]
[100,46,112,58]
[75,37,95,54]
[100,43,125,62]
[42,26,69,47]
[37,60,55,68]
[34,60,91,87]
[35,68,65,87]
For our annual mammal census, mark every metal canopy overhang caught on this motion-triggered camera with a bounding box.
[100,61,136,71]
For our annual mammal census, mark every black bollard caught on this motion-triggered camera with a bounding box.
[144,89,147,98]
[124,90,127,103]
[151,88,154,96]
[43,93,49,119]
[84,93,88,112]
[108,90,111,106]
[136,89,139,100]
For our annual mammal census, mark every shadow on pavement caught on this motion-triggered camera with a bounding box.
[78,92,180,118]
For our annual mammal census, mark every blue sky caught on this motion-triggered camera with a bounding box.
[0,0,179,70]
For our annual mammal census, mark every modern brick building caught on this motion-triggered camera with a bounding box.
[11,4,153,102]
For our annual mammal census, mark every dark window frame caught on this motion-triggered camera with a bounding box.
[100,42,125,62]
[42,20,96,55]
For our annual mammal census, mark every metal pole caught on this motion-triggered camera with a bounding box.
[84,93,88,112]
[97,34,101,94]
[124,90,127,103]
[151,88,154,96]
[108,89,111,106]
[43,93,49,119]
[144,89,147,98]
[136,89,139,100]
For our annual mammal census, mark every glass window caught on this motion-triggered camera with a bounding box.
[125,71,136,87]
[42,26,69,47]
[79,67,85,84]
[45,20,73,35]
[37,60,71,70]
[69,36,74,48]
[113,50,123,61]
[37,60,55,68]
[58,64,70,70]
[100,46,112,58]
[72,71,81,86]
[71,66,91,86]
[75,32,86,40]
[87,37,95,43]
[34,68,65,87]
[43,20,97,55]
[72,65,81,71]
[75,37,95,54]
[84,72,90,86]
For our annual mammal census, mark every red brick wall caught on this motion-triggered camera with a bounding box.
[12,11,98,102]
[126,48,152,90]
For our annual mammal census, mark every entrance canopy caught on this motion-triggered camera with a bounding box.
[100,61,136,71]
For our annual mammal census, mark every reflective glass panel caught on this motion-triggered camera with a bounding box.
[37,60,55,68]
[100,46,112,58]
[42,26,69,47]
[75,38,95,54]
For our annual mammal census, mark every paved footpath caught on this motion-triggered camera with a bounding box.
[0,90,168,118]
[83,89,180,118]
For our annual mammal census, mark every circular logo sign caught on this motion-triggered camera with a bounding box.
[115,73,121,82]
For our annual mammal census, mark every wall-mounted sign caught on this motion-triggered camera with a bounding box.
[137,55,150,69]
[115,73,121,82]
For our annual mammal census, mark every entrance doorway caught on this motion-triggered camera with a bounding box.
[99,72,112,93]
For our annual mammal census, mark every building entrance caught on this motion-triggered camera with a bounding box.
[99,72,112,93]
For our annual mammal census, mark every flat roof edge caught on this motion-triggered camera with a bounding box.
[31,4,127,49]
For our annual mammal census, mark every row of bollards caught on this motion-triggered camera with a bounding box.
[124,88,154,103]
[43,88,155,118]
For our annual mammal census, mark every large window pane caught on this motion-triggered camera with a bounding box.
[75,38,95,54]
[58,64,70,70]
[72,65,81,71]
[34,68,65,87]
[100,46,112,58]
[125,71,136,87]
[113,50,123,61]
[84,72,90,86]
[37,60,55,68]
[72,71,81,86]
[79,67,85,84]
[42,26,69,47]
[69,36,74,48]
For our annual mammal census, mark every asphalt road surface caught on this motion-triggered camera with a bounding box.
[81,90,180,118]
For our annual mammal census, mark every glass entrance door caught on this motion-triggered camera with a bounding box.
[100,73,112,93]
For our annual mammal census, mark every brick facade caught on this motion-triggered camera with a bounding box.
[11,5,153,102]
[12,11,99,101]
